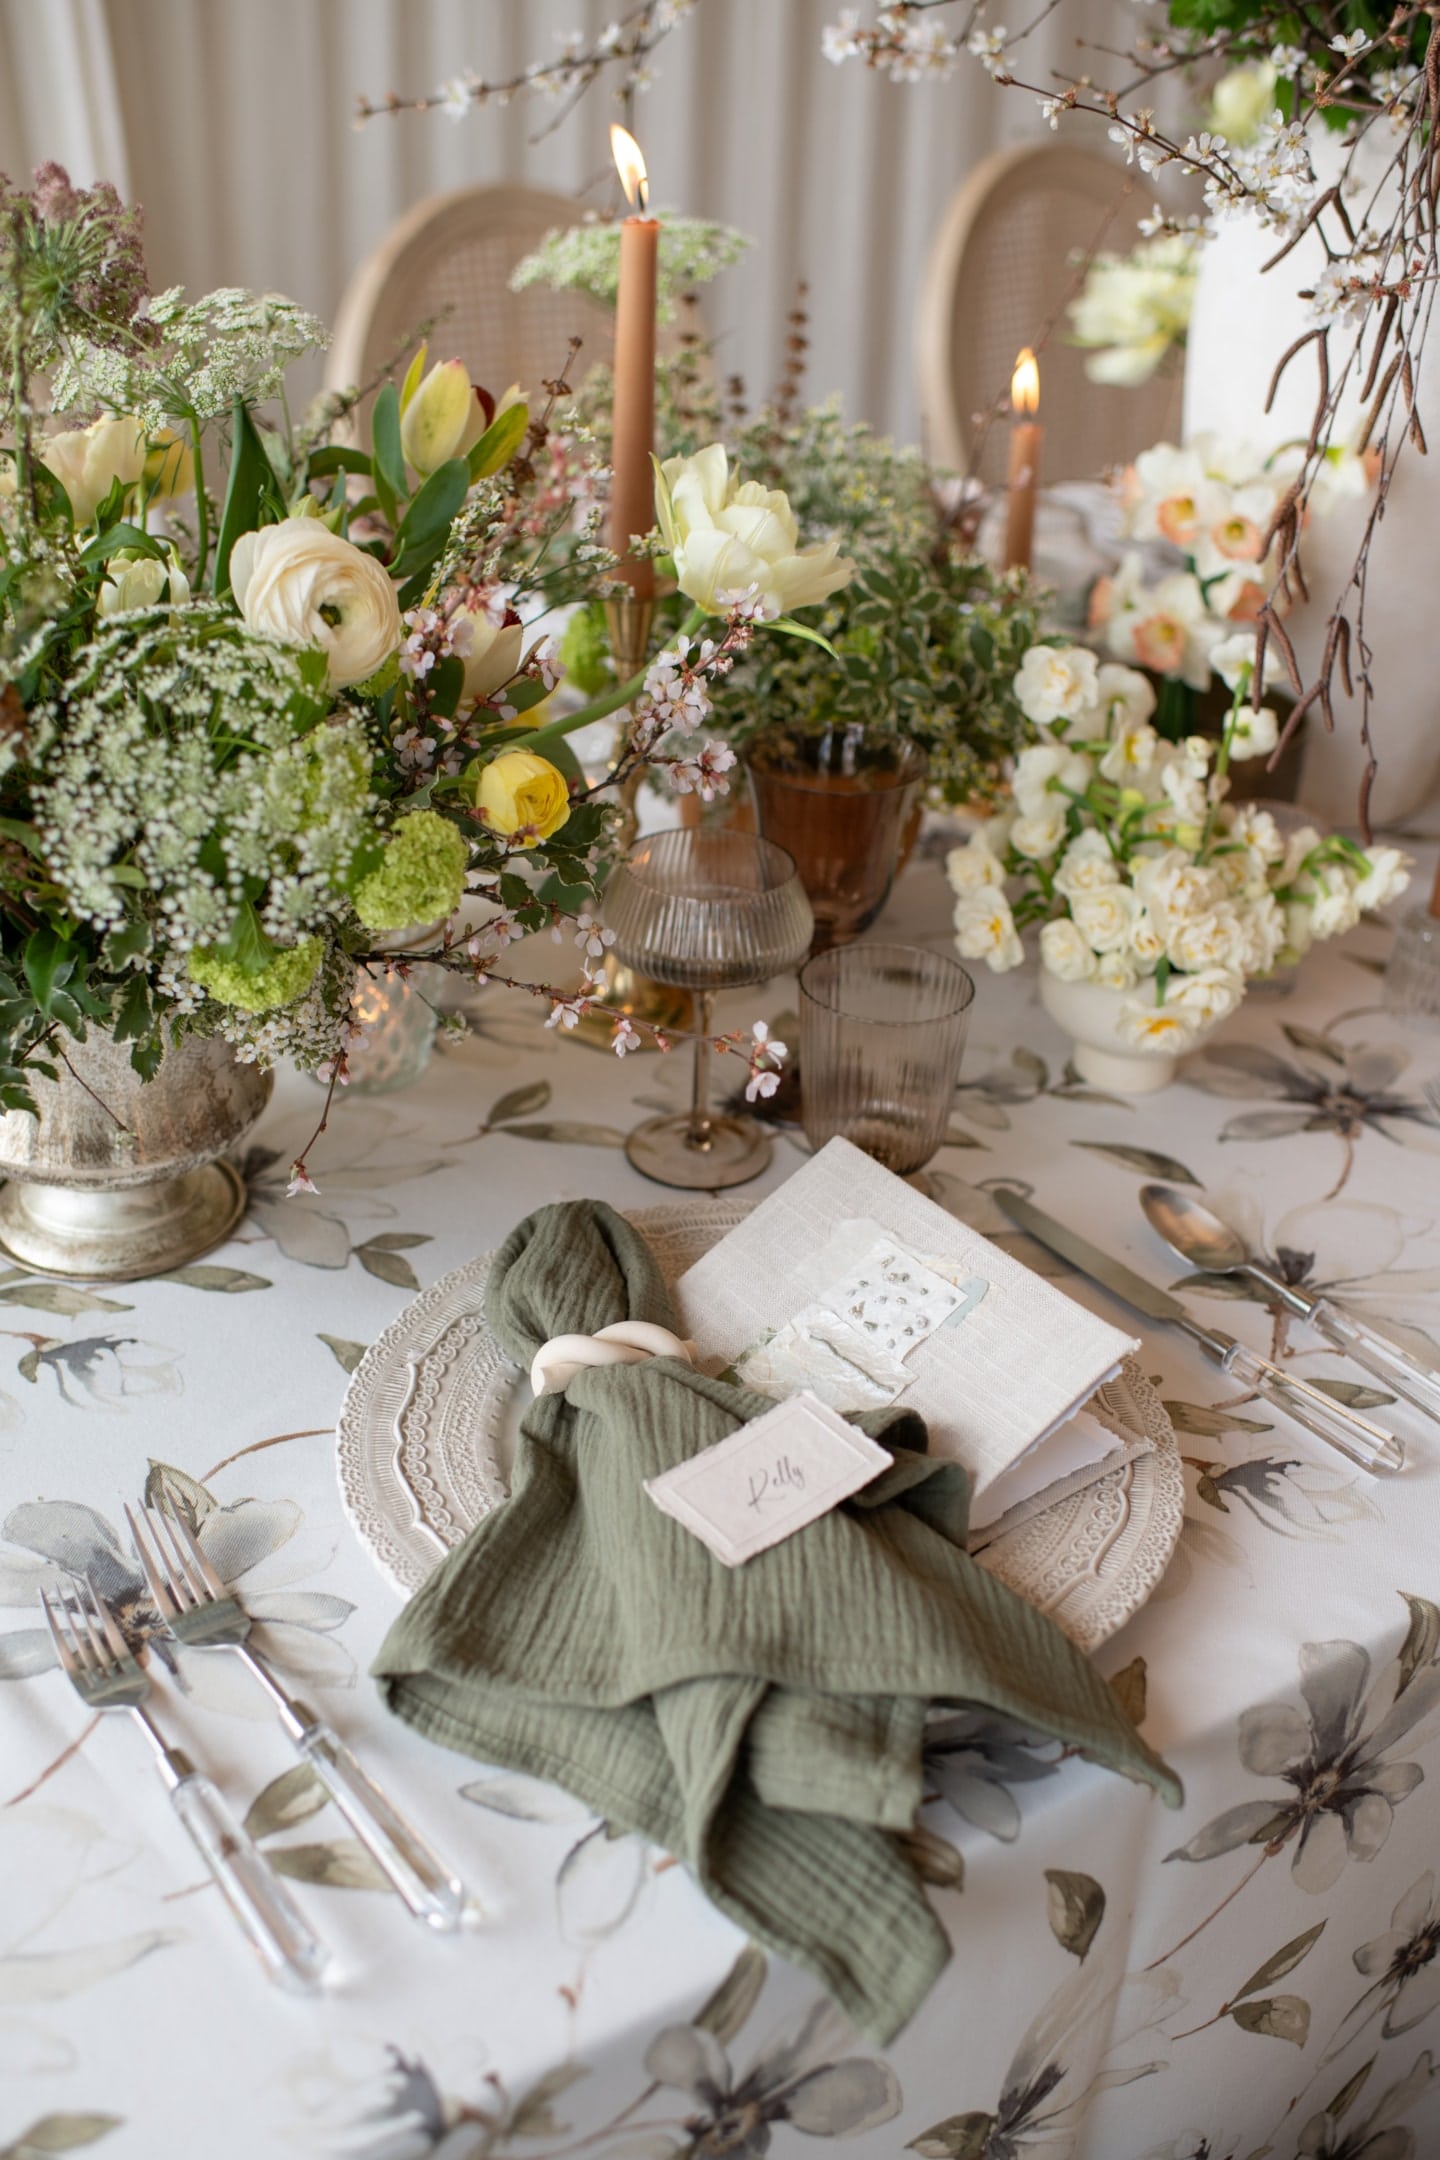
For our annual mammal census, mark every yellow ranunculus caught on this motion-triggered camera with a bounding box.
[654,443,854,616]
[40,414,148,525]
[473,750,570,845]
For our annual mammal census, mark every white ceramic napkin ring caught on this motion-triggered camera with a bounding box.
[530,1321,696,1399]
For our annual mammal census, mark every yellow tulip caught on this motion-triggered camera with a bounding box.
[399,356,491,478]
[40,414,147,525]
[473,750,570,845]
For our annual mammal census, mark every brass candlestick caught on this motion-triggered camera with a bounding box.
[567,593,694,1050]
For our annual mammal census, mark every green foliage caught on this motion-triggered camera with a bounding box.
[511,211,752,324]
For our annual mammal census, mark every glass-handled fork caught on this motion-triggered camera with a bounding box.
[40,1581,330,1993]
[127,1501,470,1932]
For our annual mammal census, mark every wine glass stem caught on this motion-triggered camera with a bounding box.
[688,991,714,1150]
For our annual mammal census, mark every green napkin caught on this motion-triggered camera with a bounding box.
[374,1199,1180,2043]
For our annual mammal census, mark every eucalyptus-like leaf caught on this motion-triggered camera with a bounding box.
[693,1944,767,2044]
[1398,1594,1440,1693]
[159,1266,271,1294]
[3,2112,123,2155]
[1044,1869,1105,1961]
[265,1838,389,1891]
[487,1080,553,1127]
[243,1763,329,1842]
[1070,1142,1202,1184]
[1232,1922,1326,2003]
[318,1335,367,1375]
[1163,1400,1274,1439]
[503,1121,627,1148]
[1229,1992,1310,2045]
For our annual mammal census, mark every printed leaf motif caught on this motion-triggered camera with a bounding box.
[507,2062,589,2140]
[502,1122,627,1149]
[1229,1993,1310,2045]
[908,2113,997,2159]
[354,1243,421,1290]
[1070,1142,1201,1184]
[318,1334,368,1376]
[142,1458,215,1529]
[0,1930,180,2003]
[265,1838,390,1891]
[1233,1922,1326,2002]
[1109,1656,1147,1728]
[1399,1595,1440,1693]
[1306,1375,1397,1410]
[1165,1400,1274,1439]
[243,1763,329,1841]
[459,1772,590,1825]
[556,1822,649,1944]
[1044,1870,1105,1961]
[897,1824,966,1890]
[1220,1110,1317,1142]
[160,1265,271,1294]
[940,1126,988,1151]
[1282,1023,1346,1065]
[487,1081,552,1127]
[693,1944,767,2044]
[1325,2057,1375,2123]
[0,1283,132,1317]
[359,1233,433,1253]
[4,2116,122,2156]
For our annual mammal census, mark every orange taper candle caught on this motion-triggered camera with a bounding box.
[1003,347,1042,573]
[609,124,658,604]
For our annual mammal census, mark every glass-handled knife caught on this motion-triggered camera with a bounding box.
[991,1187,1405,1475]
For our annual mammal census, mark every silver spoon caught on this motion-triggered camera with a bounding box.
[1140,1183,1440,1427]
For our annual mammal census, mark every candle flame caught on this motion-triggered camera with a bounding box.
[1011,348,1040,415]
[610,123,650,213]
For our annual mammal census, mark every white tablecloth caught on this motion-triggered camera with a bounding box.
[5,852,1440,2160]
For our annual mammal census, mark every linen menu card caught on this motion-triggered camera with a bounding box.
[674,1137,1137,1513]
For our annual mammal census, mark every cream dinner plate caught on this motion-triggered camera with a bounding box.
[336,1200,1184,1653]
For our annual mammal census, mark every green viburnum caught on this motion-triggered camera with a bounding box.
[352,809,468,932]
[510,212,751,325]
[188,934,322,1013]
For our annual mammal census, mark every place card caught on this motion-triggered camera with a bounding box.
[643,1390,892,1566]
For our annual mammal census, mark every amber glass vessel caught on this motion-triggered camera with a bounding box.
[745,725,927,951]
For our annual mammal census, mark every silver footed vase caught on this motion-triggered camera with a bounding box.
[0,1030,271,1280]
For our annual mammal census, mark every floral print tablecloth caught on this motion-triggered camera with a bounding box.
[4,851,1440,2160]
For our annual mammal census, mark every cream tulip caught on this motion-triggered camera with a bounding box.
[399,357,492,478]
[454,609,525,709]
[655,445,854,616]
[41,414,147,525]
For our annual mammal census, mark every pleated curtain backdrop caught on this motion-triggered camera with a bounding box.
[0,0,1155,444]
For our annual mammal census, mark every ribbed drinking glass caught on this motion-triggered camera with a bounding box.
[799,943,975,1177]
[604,828,814,1189]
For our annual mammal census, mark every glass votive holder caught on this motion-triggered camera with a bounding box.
[1385,907,1440,1027]
[799,943,975,1177]
[343,960,441,1093]
[746,725,927,951]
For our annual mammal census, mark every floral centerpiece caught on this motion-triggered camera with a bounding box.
[0,165,826,1241]
[1090,432,1369,746]
[947,641,1409,1088]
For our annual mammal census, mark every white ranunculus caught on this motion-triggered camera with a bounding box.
[655,445,854,615]
[1070,884,1139,954]
[1010,804,1068,860]
[1353,846,1411,912]
[1040,917,1096,982]
[946,835,1006,895]
[953,888,1024,972]
[231,521,404,688]
[1014,644,1099,729]
[1053,830,1120,899]
[1167,965,1244,1027]
[41,413,148,525]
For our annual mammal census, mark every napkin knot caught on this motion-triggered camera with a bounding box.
[530,1320,695,1399]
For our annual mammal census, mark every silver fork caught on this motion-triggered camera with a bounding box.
[128,1500,469,1932]
[40,1580,329,1993]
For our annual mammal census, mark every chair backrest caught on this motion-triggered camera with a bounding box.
[326,184,617,421]
[916,142,1185,487]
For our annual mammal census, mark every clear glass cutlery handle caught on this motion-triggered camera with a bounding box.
[297,1721,468,1931]
[1223,1341,1406,1474]
[168,1766,330,1992]
[1307,1299,1440,1425]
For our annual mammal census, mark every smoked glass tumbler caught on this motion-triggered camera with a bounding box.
[604,828,814,1189]
[798,944,975,1176]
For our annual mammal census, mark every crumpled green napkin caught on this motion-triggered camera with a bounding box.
[373,1199,1180,2043]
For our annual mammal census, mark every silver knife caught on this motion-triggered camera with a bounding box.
[992,1187,1405,1476]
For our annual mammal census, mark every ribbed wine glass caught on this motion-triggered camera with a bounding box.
[604,828,813,1189]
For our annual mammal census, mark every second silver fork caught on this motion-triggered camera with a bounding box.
[128,1500,470,1932]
